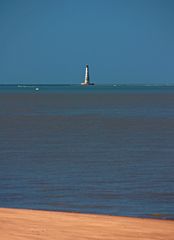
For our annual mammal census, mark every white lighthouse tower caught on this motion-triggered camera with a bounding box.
[81,64,94,85]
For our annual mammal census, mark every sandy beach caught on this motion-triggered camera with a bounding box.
[0,208,173,240]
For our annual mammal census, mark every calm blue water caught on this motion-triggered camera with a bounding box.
[1,84,174,93]
[0,85,174,219]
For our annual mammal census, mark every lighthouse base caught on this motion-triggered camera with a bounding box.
[81,82,95,86]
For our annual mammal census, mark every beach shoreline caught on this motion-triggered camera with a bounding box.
[0,208,173,240]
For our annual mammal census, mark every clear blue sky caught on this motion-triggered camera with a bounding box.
[0,0,174,84]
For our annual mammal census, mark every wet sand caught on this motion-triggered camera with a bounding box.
[0,208,173,240]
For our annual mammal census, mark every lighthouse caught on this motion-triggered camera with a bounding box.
[81,64,94,85]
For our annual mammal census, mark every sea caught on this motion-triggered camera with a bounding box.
[0,84,174,219]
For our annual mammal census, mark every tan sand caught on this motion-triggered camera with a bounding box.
[0,208,173,240]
